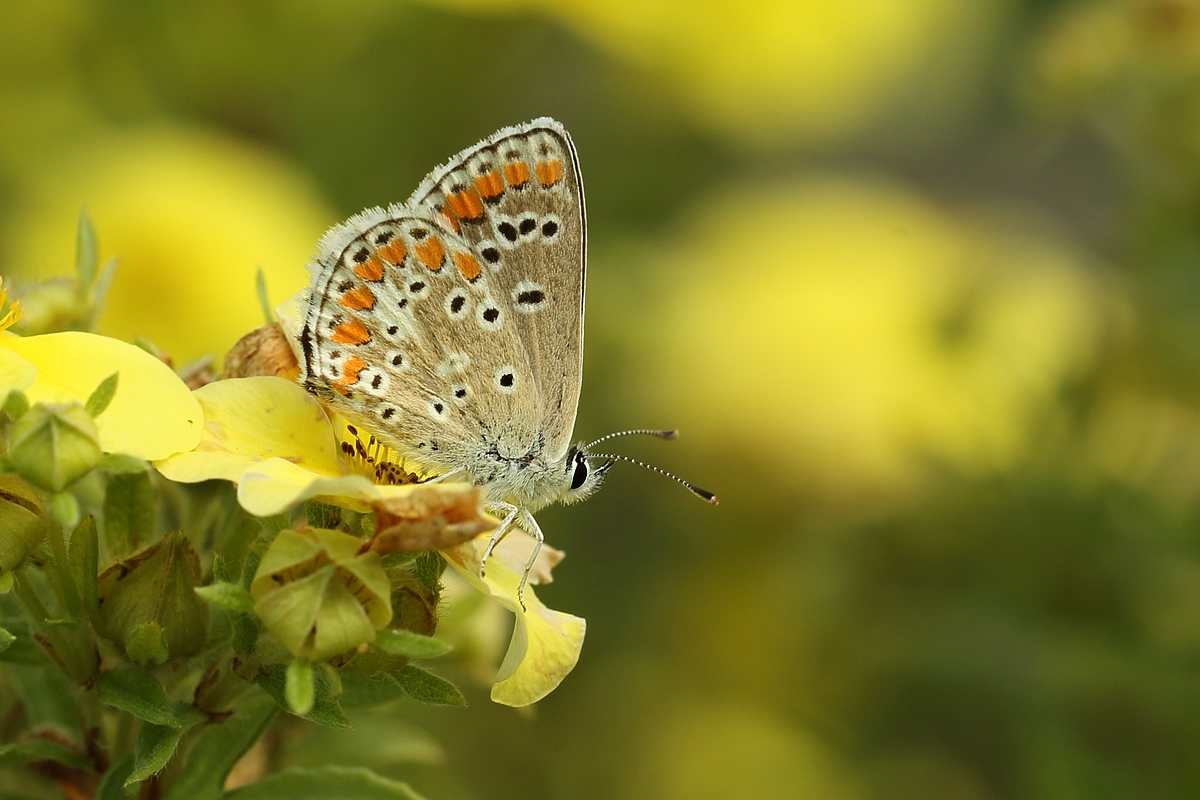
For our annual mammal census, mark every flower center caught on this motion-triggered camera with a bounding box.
[340,424,419,486]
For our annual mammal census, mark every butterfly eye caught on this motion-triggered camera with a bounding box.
[570,457,589,490]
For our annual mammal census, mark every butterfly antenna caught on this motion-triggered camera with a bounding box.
[587,452,718,505]
[584,429,678,450]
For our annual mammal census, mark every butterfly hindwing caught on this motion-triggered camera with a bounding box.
[299,206,537,474]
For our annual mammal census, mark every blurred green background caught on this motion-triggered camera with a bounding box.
[5,0,1200,797]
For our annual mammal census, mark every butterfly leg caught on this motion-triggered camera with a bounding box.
[479,501,519,581]
[515,508,544,612]
[420,467,466,484]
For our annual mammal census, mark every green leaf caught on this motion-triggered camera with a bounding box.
[256,265,275,324]
[286,658,315,715]
[91,256,119,313]
[390,666,466,707]
[96,667,180,726]
[229,610,260,655]
[338,672,408,709]
[222,766,428,800]
[95,754,134,800]
[411,552,443,593]
[126,621,169,666]
[0,627,13,652]
[98,454,147,474]
[0,738,90,769]
[68,515,99,623]
[103,471,155,556]
[374,629,451,660]
[194,581,255,613]
[126,722,183,786]
[85,372,119,418]
[3,390,28,421]
[76,207,99,294]
[161,695,277,800]
[257,664,350,729]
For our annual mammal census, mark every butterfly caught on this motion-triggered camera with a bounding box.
[294,118,715,605]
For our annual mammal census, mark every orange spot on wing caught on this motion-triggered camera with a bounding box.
[474,171,505,200]
[332,319,371,346]
[379,238,408,265]
[536,159,564,187]
[337,356,368,385]
[453,251,482,281]
[339,286,376,311]
[353,255,385,282]
[415,236,446,270]
[447,188,485,221]
[504,161,530,188]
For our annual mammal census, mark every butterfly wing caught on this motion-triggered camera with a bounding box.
[406,118,586,463]
[297,206,539,476]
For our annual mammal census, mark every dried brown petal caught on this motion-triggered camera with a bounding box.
[369,484,496,554]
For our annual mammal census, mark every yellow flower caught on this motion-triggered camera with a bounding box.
[418,0,992,146]
[0,329,202,460]
[5,126,334,363]
[154,375,585,706]
[628,176,1111,496]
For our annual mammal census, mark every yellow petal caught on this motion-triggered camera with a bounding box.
[0,347,36,407]
[237,457,378,516]
[155,376,341,484]
[441,534,585,707]
[0,331,201,460]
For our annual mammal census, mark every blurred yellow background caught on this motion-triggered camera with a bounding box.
[5,0,1200,797]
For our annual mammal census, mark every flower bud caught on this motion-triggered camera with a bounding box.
[0,473,44,572]
[97,531,208,660]
[8,402,101,492]
[251,527,391,661]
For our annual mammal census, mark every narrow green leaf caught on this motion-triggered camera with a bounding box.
[286,658,315,716]
[43,516,83,621]
[390,665,466,707]
[0,738,90,769]
[95,754,134,800]
[126,722,183,786]
[222,766,428,800]
[103,471,155,556]
[85,372,119,418]
[91,255,119,312]
[0,627,13,652]
[256,265,275,324]
[374,629,451,660]
[96,667,180,726]
[161,695,277,800]
[3,390,28,421]
[0,571,11,593]
[194,581,255,613]
[76,208,99,293]
[257,664,350,729]
[126,621,169,666]
[68,515,99,623]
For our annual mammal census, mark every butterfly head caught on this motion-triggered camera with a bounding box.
[558,445,615,505]
[556,429,719,507]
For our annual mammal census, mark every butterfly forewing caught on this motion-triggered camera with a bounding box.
[407,118,586,462]
[298,118,585,477]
